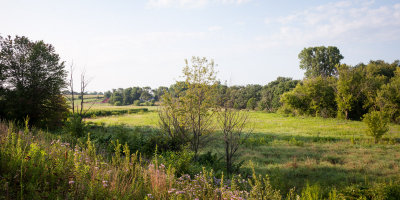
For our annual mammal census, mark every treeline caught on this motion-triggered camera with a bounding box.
[104,77,299,111]
[104,86,167,106]
[216,77,300,111]
[63,91,104,95]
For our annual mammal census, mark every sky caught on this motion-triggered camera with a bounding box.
[1,0,400,92]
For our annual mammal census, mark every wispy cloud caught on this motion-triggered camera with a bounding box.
[259,0,400,47]
[147,0,250,8]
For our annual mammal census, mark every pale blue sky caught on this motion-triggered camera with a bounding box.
[1,0,399,92]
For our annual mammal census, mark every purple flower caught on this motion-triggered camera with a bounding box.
[168,188,176,194]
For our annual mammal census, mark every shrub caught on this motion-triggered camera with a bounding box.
[133,100,141,106]
[157,147,195,176]
[300,184,323,200]
[363,110,389,143]
[114,101,122,106]
[64,114,86,138]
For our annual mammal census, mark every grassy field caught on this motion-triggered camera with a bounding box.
[86,108,400,194]
[64,94,158,113]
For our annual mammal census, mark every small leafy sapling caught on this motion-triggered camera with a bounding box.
[363,110,389,143]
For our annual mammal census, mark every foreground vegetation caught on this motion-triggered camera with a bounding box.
[2,121,400,199]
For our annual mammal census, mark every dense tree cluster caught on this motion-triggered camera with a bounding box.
[0,35,68,128]
[335,60,399,121]
[281,54,400,123]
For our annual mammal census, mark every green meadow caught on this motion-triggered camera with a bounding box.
[85,107,400,194]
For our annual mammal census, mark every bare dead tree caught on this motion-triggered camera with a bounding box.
[69,63,75,114]
[67,65,95,117]
[217,102,251,175]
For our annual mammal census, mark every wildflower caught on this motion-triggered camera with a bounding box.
[69,180,75,185]
[168,188,176,194]
[147,193,153,198]
[175,191,185,195]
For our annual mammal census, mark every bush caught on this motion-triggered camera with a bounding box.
[133,100,141,106]
[157,148,195,176]
[114,101,122,106]
[363,110,389,143]
[64,114,86,138]
[197,151,226,175]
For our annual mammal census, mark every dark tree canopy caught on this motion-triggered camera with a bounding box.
[299,46,344,78]
[0,35,68,128]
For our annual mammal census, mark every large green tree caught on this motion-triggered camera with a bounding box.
[298,46,343,78]
[0,35,68,128]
